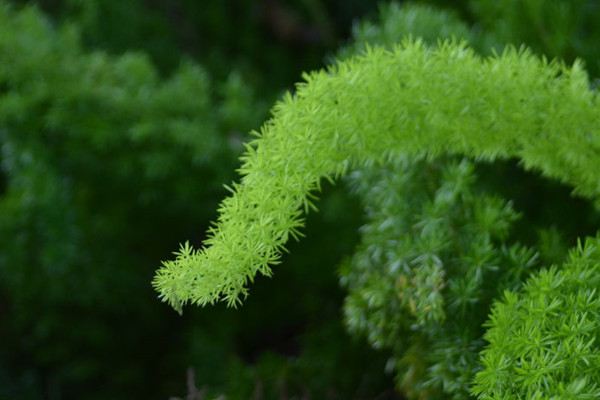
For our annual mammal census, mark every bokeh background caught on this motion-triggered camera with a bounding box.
[1,1,599,399]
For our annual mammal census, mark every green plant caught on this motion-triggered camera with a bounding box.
[473,238,600,399]
[340,156,539,399]
[333,4,600,398]
[154,37,600,399]
[154,40,599,307]
[4,0,600,398]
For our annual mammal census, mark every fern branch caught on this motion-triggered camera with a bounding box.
[153,40,600,311]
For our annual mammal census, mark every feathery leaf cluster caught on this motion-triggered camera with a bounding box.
[154,40,600,310]
[473,237,600,399]
[341,157,538,399]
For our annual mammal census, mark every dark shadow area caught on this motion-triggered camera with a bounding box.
[0,167,6,197]
[476,158,600,261]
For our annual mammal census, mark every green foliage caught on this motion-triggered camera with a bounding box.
[341,157,538,399]
[0,1,261,307]
[0,2,266,397]
[154,40,600,309]
[153,3,600,397]
[0,2,393,398]
[4,0,600,398]
[333,4,600,398]
[470,0,600,77]
[339,2,474,59]
[473,236,600,399]
[11,0,380,86]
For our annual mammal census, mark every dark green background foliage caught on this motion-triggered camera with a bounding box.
[342,158,539,399]
[1,0,599,399]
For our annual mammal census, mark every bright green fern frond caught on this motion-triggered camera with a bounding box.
[153,40,600,310]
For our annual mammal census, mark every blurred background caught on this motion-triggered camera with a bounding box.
[1,0,599,399]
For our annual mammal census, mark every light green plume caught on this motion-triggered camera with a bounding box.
[153,40,600,312]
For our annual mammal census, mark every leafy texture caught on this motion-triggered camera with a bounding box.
[338,2,475,60]
[341,157,538,399]
[153,18,600,394]
[0,3,259,305]
[0,3,265,397]
[473,236,600,399]
[154,41,600,310]
[470,0,600,77]
[334,4,600,398]
[4,0,600,398]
